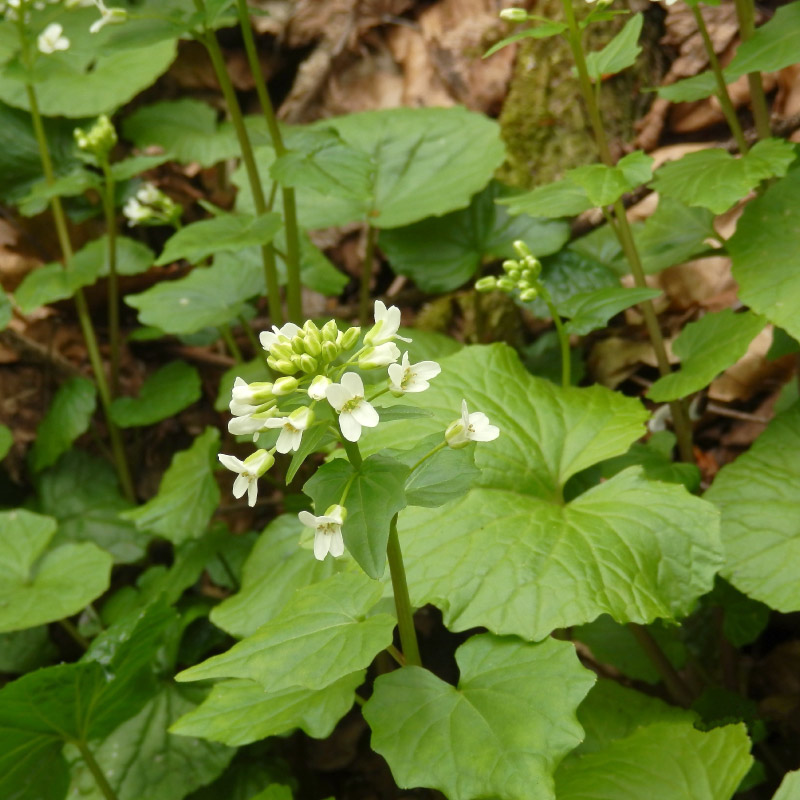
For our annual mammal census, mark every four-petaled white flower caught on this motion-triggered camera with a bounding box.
[38,23,70,54]
[363,300,412,346]
[259,322,301,353]
[218,449,274,507]
[445,399,500,449]
[326,372,379,442]
[299,505,346,561]
[89,0,128,33]
[359,342,401,369]
[262,406,314,454]
[388,352,441,395]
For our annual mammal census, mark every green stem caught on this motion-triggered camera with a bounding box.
[76,740,119,800]
[560,0,694,462]
[732,0,772,141]
[359,226,377,326]
[24,83,135,501]
[219,324,244,362]
[541,292,570,388]
[340,436,363,468]
[628,623,693,707]
[234,0,303,323]
[100,160,120,396]
[387,514,422,667]
[690,4,749,153]
[409,440,447,473]
[57,618,89,650]
[196,20,284,325]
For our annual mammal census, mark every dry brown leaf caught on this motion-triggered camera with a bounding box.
[588,335,666,388]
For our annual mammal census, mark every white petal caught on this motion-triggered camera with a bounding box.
[339,413,362,442]
[275,429,293,454]
[387,363,405,392]
[262,417,287,429]
[314,531,331,560]
[373,300,388,323]
[299,510,320,528]
[232,474,249,499]
[259,331,277,350]
[413,361,441,380]
[351,401,379,428]
[325,383,350,411]
[228,415,265,435]
[279,322,302,338]
[329,530,345,557]
[340,372,364,396]
[461,399,470,428]
[247,478,258,507]
[468,412,491,429]
[218,454,244,473]
[403,377,430,393]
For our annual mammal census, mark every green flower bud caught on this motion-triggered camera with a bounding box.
[445,420,470,450]
[291,335,306,355]
[321,340,340,363]
[303,320,320,338]
[339,326,361,350]
[74,114,117,161]
[513,240,533,259]
[303,334,322,357]
[521,269,533,282]
[496,277,516,292]
[299,354,318,374]
[507,268,521,282]
[272,358,297,374]
[502,259,519,274]
[272,376,299,396]
[523,255,541,276]
[499,7,528,22]
[321,320,339,342]
[519,287,538,302]
[475,276,498,292]
[270,342,295,361]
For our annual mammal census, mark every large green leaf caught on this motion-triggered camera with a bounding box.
[0,508,112,632]
[360,345,722,640]
[729,169,800,342]
[651,139,797,214]
[176,572,395,691]
[379,181,570,292]
[73,235,155,277]
[155,213,282,266]
[363,634,595,800]
[704,404,800,611]
[29,377,96,472]
[0,626,57,674]
[560,287,662,336]
[555,681,752,800]
[648,310,766,402]
[37,449,148,563]
[123,428,220,544]
[303,454,409,579]
[0,9,177,117]
[210,515,342,638]
[236,107,505,229]
[170,671,364,746]
[726,1,800,79]
[773,770,800,800]
[585,14,643,81]
[110,361,201,428]
[66,683,234,800]
[0,602,174,800]
[125,258,264,335]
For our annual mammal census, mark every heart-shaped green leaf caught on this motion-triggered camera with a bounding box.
[585,14,643,81]
[176,572,395,692]
[0,508,112,633]
[364,634,595,800]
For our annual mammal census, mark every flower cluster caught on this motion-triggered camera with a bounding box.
[74,114,117,161]
[123,183,182,228]
[219,302,498,561]
[475,239,542,302]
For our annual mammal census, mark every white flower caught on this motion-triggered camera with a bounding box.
[259,322,301,353]
[136,183,161,205]
[218,449,274,507]
[261,406,314,454]
[37,24,70,54]
[123,197,150,226]
[445,400,499,449]
[228,408,278,437]
[326,372,379,442]
[308,375,332,401]
[299,505,346,561]
[363,300,412,346]
[359,342,401,369]
[89,0,128,33]
[388,352,441,395]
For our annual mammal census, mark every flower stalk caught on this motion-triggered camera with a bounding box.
[360,226,378,326]
[732,0,771,141]
[559,0,694,462]
[387,514,422,667]
[99,159,121,395]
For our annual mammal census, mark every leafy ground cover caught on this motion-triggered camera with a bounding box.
[1,1,800,799]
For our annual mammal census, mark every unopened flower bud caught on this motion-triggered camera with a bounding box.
[445,420,469,449]
[270,342,295,361]
[359,342,401,369]
[321,341,340,363]
[475,276,498,292]
[508,268,521,282]
[339,326,361,350]
[271,358,297,375]
[308,375,332,401]
[272,376,299,396]
[291,335,306,354]
[497,277,515,292]
[519,288,538,302]
[502,259,519,274]
[513,240,533,259]
[521,269,533,282]
[303,320,320,339]
[321,320,339,342]
[324,503,347,522]
[74,114,117,161]
[499,7,528,21]
[303,334,322,357]
[523,255,541,276]
[299,354,318,373]
[232,379,274,405]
